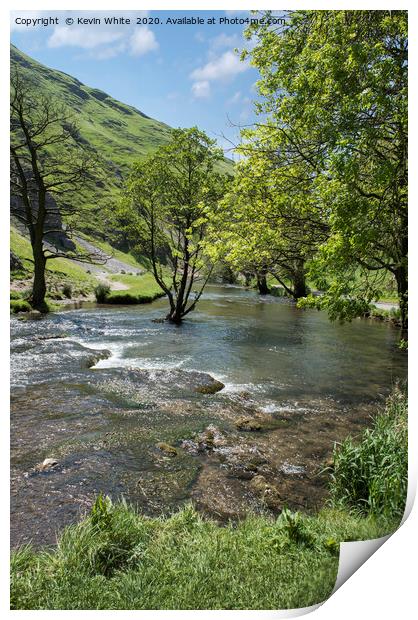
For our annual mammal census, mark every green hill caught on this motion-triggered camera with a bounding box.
[10,44,233,240]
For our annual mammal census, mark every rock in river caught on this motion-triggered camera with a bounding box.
[156,442,178,456]
[249,474,282,511]
[235,416,263,431]
[37,458,58,472]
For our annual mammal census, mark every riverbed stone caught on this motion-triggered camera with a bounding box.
[156,442,178,456]
[37,458,58,471]
[249,474,282,511]
[235,416,263,431]
[196,425,227,450]
[194,379,225,394]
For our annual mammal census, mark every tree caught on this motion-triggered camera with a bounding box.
[208,129,327,300]
[243,10,408,329]
[10,71,104,311]
[120,127,230,323]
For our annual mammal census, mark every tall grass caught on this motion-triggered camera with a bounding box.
[10,498,392,610]
[329,385,407,520]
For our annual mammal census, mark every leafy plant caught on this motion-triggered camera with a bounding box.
[94,283,110,303]
[329,386,407,520]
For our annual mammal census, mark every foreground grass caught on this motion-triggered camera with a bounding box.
[11,388,407,610]
[10,501,395,611]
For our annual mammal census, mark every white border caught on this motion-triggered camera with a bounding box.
[2,1,417,618]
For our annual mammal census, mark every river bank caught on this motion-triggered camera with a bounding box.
[11,387,407,609]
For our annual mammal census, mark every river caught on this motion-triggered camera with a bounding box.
[10,285,407,547]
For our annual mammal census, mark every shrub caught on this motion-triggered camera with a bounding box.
[94,283,110,303]
[10,299,31,313]
[62,284,73,299]
[329,386,407,520]
[10,291,22,300]
[105,291,165,305]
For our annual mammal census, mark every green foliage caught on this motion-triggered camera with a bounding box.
[120,127,231,320]
[329,386,407,520]
[10,299,31,313]
[10,45,233,240]
[62,284,72,299]
[94,284,111,303]
[239,10,407,324]
[10,502,394,610]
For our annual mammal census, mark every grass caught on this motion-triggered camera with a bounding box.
[10,500,394,611]
[11,227,96,290]
[11,226,169,309]
[10,388,407,610]
[368,305,401,325]
[10,299,31,313]
[79,233,150,271]
[329,385,407,520]
[103,273,167,304]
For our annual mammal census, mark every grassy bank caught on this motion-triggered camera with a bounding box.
[10,227,167,311]
[96,273,167,305]
[10,387,407,610]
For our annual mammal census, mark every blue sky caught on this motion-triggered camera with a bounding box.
[11,10,263,157]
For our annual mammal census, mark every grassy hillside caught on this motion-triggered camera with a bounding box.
[10,45,233,239]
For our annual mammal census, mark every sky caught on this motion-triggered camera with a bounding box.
[10,9,266,157]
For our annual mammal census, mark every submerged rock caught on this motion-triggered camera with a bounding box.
[27,310,43,321]
[249,474,282,511]
[156,442,178,456]
[194,379,225,394]
[198,425,227,450]
[235,416,263,432]
[85,349,111,368]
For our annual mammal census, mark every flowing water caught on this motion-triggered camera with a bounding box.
[10,285,407,547]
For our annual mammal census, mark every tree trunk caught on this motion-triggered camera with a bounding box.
[166,291,184,324]
[30,241,47,311]
[394,264,408,332]
[291,261,307,299]
[256,272,270,295]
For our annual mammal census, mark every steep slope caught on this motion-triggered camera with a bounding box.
[11,45,233,240]
[11,45,174,236]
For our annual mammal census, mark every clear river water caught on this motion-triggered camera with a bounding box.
[10,285,407,547]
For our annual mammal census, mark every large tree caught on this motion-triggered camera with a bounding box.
[10,71,103,311]
[208,125,327,300]
[119,127,229,323]
[243,10,408,328]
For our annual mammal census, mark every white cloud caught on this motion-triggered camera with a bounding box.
[227,91,242,105]
[129,26,159,56]
[90,43,127,60]
[190,50,248,83]
[192,80,211,99]
[211,33,240,50]
[48,26,123,49]
[194,31,206,43]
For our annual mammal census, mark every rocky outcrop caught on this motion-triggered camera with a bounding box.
[11,192,76,252]
[10,251,23,272]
